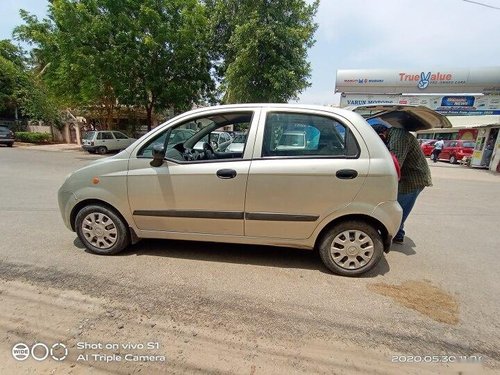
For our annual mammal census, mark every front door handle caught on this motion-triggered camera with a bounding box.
[336,169,358,179]
[216,169,237,179]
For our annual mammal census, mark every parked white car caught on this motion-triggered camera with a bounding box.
[82,131,136,154]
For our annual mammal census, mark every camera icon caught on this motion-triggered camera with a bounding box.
[12,342,68,362]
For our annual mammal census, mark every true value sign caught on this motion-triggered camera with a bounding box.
[335,67,500,94]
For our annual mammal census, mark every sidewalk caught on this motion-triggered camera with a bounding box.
[14,142,83,152]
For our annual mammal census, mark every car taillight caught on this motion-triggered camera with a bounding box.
[390,152,401,181]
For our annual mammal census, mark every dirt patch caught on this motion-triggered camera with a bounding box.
[368,280,459,325]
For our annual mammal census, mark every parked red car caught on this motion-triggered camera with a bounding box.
[420,140,437,156]
[438,140,475,164]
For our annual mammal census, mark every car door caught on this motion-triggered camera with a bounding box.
[441,141,453,160]
[98,131,116,150]
[244,108,368,240]
[126,108,260,236]
[113,131,131,149]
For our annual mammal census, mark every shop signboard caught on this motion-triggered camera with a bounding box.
[340,94,500,116]
[335,67,500,94]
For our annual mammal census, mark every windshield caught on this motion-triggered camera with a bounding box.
[83,131,96,140]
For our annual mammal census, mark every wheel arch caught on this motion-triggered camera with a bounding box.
[314,214,391,253]
[70,198,127,232]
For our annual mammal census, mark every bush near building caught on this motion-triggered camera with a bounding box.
[15,131,51,143]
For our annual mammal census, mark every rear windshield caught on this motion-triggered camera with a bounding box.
[83,131,96,140]
[0,127,10,133]
[462,142,475,148]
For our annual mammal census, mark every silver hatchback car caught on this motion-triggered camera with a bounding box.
[59,104,402,276]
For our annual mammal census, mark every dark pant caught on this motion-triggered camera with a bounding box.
[432,149,441,162]
[396,188,423,240]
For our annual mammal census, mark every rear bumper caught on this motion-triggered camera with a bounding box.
[0,138,14,144]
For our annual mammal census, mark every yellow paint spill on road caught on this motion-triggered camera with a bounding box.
[368,280,459,325]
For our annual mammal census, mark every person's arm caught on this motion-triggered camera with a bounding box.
[388,128,410,166]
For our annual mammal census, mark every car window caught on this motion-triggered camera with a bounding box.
[113,132,128,139]
[262,112,358,157]
[462,141,475,148]
[98,132,114,140]
[138,112,254,160]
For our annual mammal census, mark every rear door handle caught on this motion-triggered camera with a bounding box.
[336,169,358,179]
[216,169,237,179]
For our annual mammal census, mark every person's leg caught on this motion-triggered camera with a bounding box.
[395,188,423,242]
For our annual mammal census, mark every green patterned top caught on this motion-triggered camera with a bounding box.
[388,128,432,194]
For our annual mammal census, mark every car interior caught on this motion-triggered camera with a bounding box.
[138,112,253,162]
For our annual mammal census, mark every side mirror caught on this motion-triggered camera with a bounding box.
[150,144,166,167]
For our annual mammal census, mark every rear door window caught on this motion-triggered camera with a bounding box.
[262,112,359,158]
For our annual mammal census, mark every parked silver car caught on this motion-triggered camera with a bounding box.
[82,131,136,154]
[59,104,403,276]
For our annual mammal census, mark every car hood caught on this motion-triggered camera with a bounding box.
[346,104,452,131]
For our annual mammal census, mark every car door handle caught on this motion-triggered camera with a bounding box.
[216,169,237,179]
[336,169,358,179]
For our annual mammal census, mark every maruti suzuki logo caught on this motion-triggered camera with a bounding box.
[418,72,431,89]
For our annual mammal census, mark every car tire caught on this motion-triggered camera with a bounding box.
[7,142,13,147]
[449,155,457,164]
[318,220,383,277]
[75,205,130,255]
[97,146,108,155]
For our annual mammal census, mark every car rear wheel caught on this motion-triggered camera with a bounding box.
[97,146,107,154]
[75,205,130,255]
[7,142,13,147]
[318,220,383,277]
[449,155,457,164]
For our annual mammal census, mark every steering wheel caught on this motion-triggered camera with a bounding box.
[202,142,215,160]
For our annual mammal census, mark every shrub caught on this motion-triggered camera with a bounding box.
[15,132,52,143]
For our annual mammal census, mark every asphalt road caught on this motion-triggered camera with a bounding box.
[0,146,499,374]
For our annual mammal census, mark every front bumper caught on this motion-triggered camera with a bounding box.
[58,188,78,231]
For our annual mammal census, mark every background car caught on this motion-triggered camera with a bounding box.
[0,126,15,147]
[275,131,306,150]
[226,132,247,152]
[420,139,437,156]
[194,130,233,152]
[438,140,475,164]
[82,131,136,154]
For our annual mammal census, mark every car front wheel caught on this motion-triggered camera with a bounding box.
[318,220,383,276]
[75,205,130,255]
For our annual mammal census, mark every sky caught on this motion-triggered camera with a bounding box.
[1,0,500,105]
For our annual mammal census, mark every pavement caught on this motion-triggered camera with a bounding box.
[0,146,498,374]
[14,142,83,152]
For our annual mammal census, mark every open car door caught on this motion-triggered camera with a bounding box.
[346,104,452,131]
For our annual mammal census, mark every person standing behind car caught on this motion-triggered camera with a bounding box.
[432,138,445,162]
[379,126,432,244]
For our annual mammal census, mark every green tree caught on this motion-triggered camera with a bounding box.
[208,0,319,103]
[15,0,214,130]
[0,39,61,131]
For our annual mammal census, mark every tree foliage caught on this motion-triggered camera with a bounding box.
[208,0,319,103]
[0,39,61,128]
[15,0,214,130]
